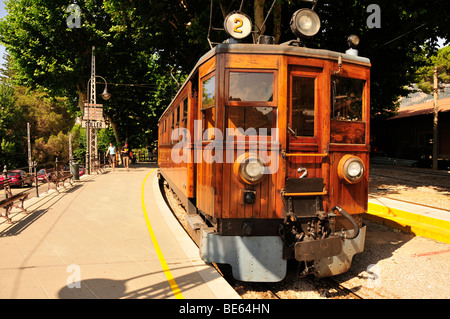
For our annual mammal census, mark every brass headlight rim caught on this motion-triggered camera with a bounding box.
[338,154,365,184]
[233,153,266,185]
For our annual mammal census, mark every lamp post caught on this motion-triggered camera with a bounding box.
[432,66,439,170]
[85,46,111,175]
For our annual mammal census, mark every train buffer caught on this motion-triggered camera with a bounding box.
[0,164,240,299]
[365,195,450,245]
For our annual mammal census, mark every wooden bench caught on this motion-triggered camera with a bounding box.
[0,180,29,224]
[45,168,73,194]
[92,160,106,174]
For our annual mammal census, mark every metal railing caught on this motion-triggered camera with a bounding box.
[1,148,156,199]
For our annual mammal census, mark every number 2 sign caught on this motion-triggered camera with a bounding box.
[224,12,252,40]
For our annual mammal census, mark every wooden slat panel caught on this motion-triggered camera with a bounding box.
[221,148,279,220]
[224,54,279,70]
[329,151,368,214]
[330,120,365,144]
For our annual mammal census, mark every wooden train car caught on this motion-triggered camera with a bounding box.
[158,9,370,282]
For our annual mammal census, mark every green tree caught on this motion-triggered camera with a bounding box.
[33,131,70,163]
[0,0,180,149]
[0,82,26,167]
[1,0,450,140]
[14,86,75,141]
[415,46,450,94]
[103,0,450,118]
[0,52,77,167]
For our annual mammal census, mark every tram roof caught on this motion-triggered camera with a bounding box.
[206,42,370,65]
[159,43,370,121]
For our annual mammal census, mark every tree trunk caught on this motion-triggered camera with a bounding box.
[254,0,266,35]
[273,0,282,44]
[77,82,87,111]
[109,118,121,146]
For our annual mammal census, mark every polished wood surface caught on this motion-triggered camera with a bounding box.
[158,45,371,224]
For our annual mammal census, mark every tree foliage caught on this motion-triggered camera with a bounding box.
[0,82,25,167]
[415,46,450,94]
[0,0,181,149]
[1,0,449,160]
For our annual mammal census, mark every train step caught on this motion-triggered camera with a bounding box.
[187,214,206,230]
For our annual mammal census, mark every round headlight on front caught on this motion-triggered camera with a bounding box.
[290,9,321,39]
[234,153,266,185]
[338,155,365,184]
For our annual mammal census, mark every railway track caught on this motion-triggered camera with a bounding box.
[305,277,363,299]
[370,164,450,190]
[370,164,449,211]
[371,164,450,177]
[216,260,364,299]
[161,177,373,300]
[370,171,449,189]
[161,170,449,299]
[369,193,450,212]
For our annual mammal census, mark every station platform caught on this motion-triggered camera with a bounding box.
[0,164,240,299]
[365,195,450,245]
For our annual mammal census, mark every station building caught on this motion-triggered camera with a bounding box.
[371,97,450,169]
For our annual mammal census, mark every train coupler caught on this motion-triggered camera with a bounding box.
[294,235,342,262]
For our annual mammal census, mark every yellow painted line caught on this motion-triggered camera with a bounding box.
[367,202,450,229]
[365,202,450,245]
[141,169,184,299]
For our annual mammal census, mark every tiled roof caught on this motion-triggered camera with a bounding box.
[390,97,450,119]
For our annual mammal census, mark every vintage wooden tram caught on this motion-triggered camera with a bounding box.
[158,7,370,282]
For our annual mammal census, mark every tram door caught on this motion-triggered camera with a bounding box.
[286,67,326,216]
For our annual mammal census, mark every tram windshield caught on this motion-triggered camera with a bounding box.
[331,76,364,121]
[291,76,315,137]
[330,76,366,144]
[229,72,273,102]
[226,71,275,137]
[228,106,275,135]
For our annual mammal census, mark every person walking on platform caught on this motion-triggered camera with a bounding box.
[107,142,116,171]
[121,142,131,171]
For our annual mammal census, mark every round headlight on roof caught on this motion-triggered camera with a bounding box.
[290,9,321,39]
[337,155,365,184]
[347,34,360,48]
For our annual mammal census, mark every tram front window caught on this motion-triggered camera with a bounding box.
[291,76,315,137]
[227,71,276,137]
[330,76,366,144]
[229,72,273,102]
[228,106,274,135]
[331,76,364,121]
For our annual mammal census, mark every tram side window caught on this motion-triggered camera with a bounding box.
[170,112,176,143]
[291,76,315,137]
[171,111,175,128]
[331,76,364,121]
[182,97,188,122]
[202,75,215,140]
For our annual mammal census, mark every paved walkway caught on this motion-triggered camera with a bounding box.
[0,164,239,299]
